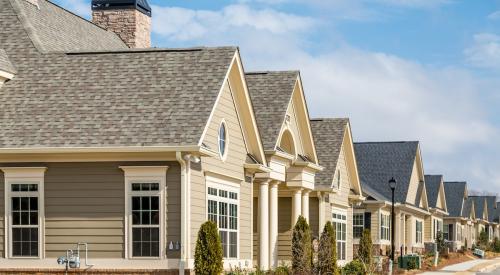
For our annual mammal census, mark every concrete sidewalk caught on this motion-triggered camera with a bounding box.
[419,258,500,274]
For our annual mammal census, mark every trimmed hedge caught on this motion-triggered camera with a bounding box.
[195,221,224,275]
[292,216,312,274]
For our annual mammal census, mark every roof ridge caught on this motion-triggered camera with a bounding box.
[44,0,124,40]
[65,46,237,55]
[246,70,299,75]
[310,117,349,121]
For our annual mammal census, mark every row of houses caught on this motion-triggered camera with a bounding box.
[0,0,497,273]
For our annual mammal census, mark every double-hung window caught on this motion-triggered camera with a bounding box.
[416,220,423,243]
[332,212,346,260]
[207,184,239,258]
[2,167,46,259]
[380,213,390,241]
[121,166,168,259]
[353,213,364,238]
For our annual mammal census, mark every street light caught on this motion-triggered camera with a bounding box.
[388,177,397,268]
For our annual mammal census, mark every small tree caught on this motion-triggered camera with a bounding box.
[358,229,373,268]
[292,215,312,274]
[479,229,489,249]
[317,221,338,274]
[194,221,223,275]
[435,230,446,252]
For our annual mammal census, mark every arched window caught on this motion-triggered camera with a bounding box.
[218,122,227,159]
[279,130,295,156]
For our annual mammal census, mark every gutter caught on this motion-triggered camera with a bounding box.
[0,145,213,155]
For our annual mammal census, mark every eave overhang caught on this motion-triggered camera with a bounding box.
[244,163,272,174]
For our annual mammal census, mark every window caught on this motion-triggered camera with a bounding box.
[1,167,46,259]
[207,185,239,258]
[332,212,346,260]
[380,213,390,241]
[353,213,364,238]
[131,183,160,257]
[218,122,227,159]
[121,166,168,259]
[416,220,423,243]
[443,224,449,240]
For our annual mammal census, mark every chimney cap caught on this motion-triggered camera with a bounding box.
[91,0,151,17]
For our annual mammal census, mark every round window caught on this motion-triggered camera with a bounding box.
[218,122,227,158]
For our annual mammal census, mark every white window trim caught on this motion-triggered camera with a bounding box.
[205,175,240,259]
[1,167,46,259]
[332,208,347,263]
[120,166,169,260]
[218,119,229,162]
[380,212,391,242]
[415,219,424,244]
[353,212,364,239]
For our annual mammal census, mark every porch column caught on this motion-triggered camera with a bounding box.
[318,192,326,234]
[258,181,269,270]
[269,181,279,269]
[302,190,310,222]
[292,188,302,226]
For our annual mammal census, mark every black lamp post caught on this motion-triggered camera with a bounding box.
[389,177,397,266]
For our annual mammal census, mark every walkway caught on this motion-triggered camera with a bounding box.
[419,259,500,274]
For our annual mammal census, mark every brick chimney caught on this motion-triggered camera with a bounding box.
[91,0,152,48]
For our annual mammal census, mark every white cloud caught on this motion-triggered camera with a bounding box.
[374,0,451,9]
[487,10,500,20]
[151,4,317,41]
[464,33,500,69]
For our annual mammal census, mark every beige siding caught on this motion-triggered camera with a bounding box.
[284,98,305,156]
[424,216,432,241]
[309,197,319,236]
[405,161,420,204]
[0,170,3,258]
[278,197,292,261]
[330,145,350,208]
[346,206,353,261]
[40,161,180,258]
[196,80,252,260]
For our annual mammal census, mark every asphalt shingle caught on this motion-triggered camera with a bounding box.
[354,141,419,203]
[425,175,443,209]
[444,181,467,217]
[246,71,298,151]
[0,49,16,74]
[310,118,349,187]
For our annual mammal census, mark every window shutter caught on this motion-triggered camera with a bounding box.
[449,224,454,241]
[364,212,371,230]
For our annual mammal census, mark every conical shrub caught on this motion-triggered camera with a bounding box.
[194,221,223,275]
[292,215,312,274]
[317,221,338,275]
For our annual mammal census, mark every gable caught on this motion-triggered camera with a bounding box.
[341,123,362,195]
[200,52,266,166]
[276,77,318,164]
[436,182,447,212]
[406,146,425,205]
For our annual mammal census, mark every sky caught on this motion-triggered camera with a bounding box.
[55,0,500,193]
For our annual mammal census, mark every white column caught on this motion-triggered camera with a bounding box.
[258,181,270,270]
[302,190,310,222]
[292,188,302,226]
[269,181,279,269]
[318,192,326,235]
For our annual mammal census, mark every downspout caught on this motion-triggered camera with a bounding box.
[177,152,191,275]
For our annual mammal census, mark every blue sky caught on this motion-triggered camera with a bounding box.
[57,0,500,193]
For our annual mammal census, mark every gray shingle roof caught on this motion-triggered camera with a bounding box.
[310,118,349,187]
[463,197,474,218]
[13,0,127,52]
[354,141,419,203]
[0,47,237,148]
[425,175,443,209]
[246,71,298,151]
[470,196,487,221]
[444,181,467,217]
[0,49,16,74]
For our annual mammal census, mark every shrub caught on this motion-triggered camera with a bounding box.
[492,237,500,252]
[341,259,364,275]
[357,228,372,268]
[436,230,446,252]
[317,221,338,274]
[407,257,417,270]
[292,216,312,274]
[479,229,489,249]
[274,263,291,275]
[195,221,223,275]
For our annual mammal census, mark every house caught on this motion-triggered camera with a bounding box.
[423,175,448,246]
[469,196,499,243]
[246,71,322,269]
[309,118,364,265]
[443,181,474,250]
[0,0,286,273]
[354,141,430,257]
[469,196,491,244]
